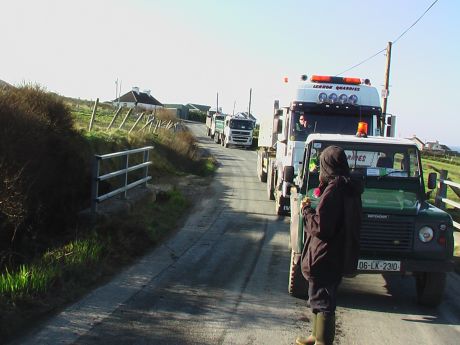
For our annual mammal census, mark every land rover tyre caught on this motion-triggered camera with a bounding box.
[267,160,275,200]
[288,250,308,299]
[415,272,446,307]
[257,151,267,182]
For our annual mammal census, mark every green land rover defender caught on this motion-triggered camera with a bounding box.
[288,133,454,307]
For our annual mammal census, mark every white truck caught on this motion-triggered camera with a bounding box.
[256,74,395,215]
[218,112,256,148]
[205,108,225,139]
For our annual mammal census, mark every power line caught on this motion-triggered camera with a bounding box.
[336,48,386,76]
[336,0,439,76]
[393,0,439,44]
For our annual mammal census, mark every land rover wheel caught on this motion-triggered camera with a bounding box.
[415,272,446,307]
[288,250,308,299]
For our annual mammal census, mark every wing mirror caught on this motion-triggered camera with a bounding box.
[427,172,437,190]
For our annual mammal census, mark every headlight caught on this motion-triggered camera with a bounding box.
[348,94,358,105]
[318,93,327,103]
[328,93,338,103]
[339,94,348,104]
[418,226,434,242]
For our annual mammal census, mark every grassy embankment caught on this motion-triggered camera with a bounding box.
[0,86,216,341]
[422,157,460,258]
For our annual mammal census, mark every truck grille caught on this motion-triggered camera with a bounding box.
[360,214,414,252]
[232,136,250,142]
[232,131,250,135]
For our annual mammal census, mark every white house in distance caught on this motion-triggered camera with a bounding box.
[408,135,425,151]
[113,87,163,110]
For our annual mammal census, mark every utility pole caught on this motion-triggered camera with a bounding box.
[248,88,252,118]
[381,41,392,133]
[233,100,236,116]
[115,78,118,101]
[216,92,219,113]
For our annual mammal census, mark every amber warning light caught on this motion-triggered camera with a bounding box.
[356,122,368,137]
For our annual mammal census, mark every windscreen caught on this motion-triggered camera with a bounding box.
[305,141,423,209]
[307,142,420,178]
[289,103,380,141]
[230,119,254,130]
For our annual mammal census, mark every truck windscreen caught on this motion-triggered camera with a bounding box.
[290,104,380,141]
[230,120,254,130]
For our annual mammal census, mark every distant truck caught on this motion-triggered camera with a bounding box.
[205,108,225,142]
[219,112,256,148]
[287,132,454,307]
[256,74,395,215]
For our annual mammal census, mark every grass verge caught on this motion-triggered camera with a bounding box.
[0,188,190,342]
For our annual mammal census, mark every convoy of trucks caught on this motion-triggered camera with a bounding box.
[253,73,453,306]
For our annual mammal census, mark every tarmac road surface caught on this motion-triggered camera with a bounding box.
[13,121,460,345]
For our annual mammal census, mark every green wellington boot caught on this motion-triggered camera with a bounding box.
[314,312,335,345]
[295,313,317,345]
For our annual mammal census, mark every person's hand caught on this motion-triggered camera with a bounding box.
[301,196,311,209]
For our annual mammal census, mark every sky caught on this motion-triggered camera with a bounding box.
[2,0,459,146]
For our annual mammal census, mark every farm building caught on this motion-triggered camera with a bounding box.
[114,87,163,110]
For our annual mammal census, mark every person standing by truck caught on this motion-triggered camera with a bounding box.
[296,145,363,345]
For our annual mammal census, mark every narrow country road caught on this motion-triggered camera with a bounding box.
[13,122,460,345]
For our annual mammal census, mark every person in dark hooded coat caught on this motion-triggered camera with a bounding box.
[296,145,363,345]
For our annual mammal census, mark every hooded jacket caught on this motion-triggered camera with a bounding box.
[301,145,363,283]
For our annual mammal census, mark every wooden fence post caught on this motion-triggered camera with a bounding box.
[119,108,133,130]
[139,117,155,132]
[129,112,145,133]
[435,169,448,209]
[88,98,99,131]
[107,106,122,130]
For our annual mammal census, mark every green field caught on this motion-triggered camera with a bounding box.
[422,158,460,225]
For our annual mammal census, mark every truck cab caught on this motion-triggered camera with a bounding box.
[288,133,454,307]
[220,112,255,148]
[257,74,391,216]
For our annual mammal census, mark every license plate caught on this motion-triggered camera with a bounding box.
[357,259,401,272]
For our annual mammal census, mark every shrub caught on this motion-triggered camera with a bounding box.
[188,110,206,123]
[0,85,91,264]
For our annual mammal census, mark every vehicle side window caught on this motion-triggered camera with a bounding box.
[393,153,404,170]
[408,149,420,177]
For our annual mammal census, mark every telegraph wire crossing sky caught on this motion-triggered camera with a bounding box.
[1,0,459,147]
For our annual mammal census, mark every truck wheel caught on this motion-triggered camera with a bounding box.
[288,250,308,299]
[257,151,267,182]
[276,195,288,216]
[267,161,275,200]
[415,272,446,307]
